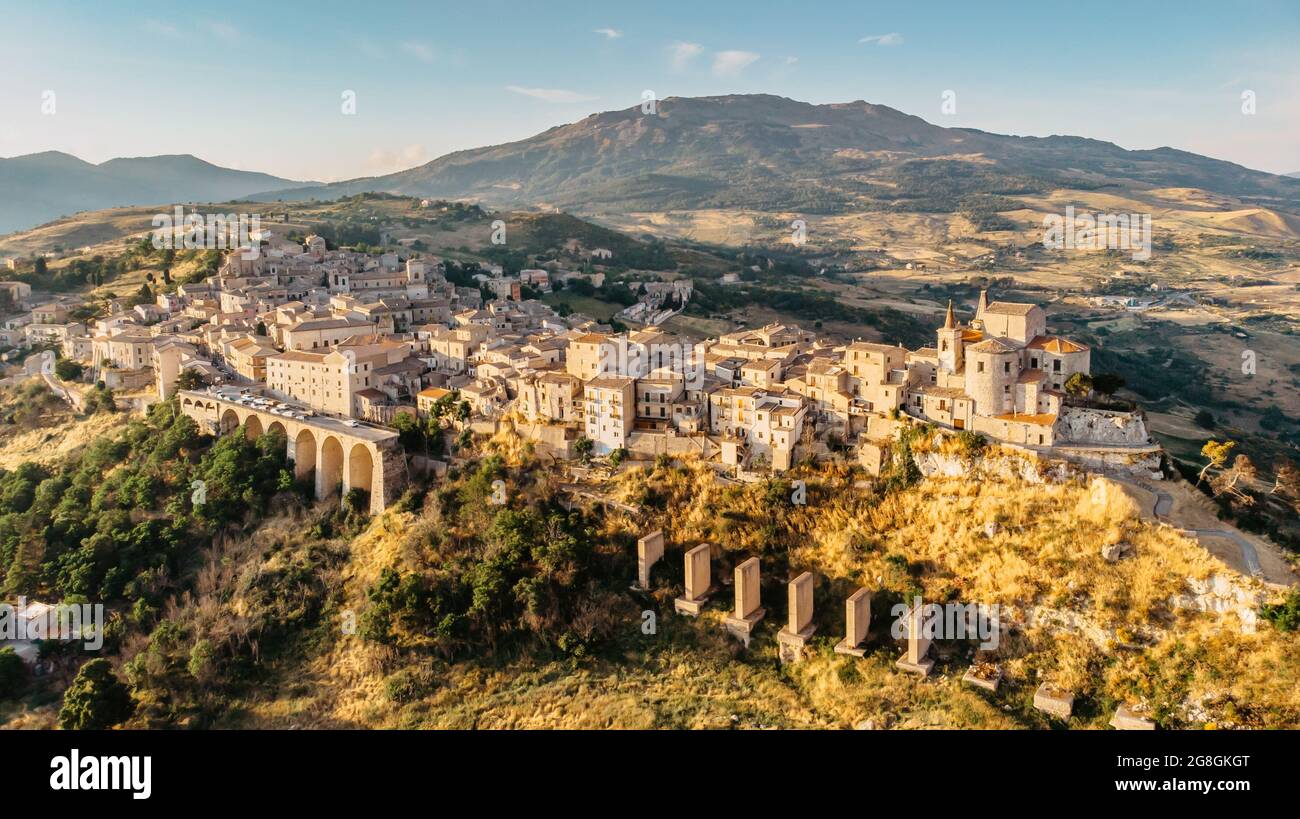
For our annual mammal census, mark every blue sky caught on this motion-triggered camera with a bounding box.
[1,0,1296,180]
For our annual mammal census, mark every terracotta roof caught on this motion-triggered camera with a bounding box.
[992,412,1057,426]
[967,338,1020,354]
[1025,335,1089,353]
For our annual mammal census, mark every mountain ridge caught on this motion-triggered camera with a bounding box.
[0,152,312,237]
[248,94,1300,217]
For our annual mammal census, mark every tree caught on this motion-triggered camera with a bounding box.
[54,359,82,381]
[1271,459,1300,511]
[1198,439,1236,485]
[1092,372,1125,397]
[0,647,24,699]
[573,436,594,462]
[608,447,627,468]
[1064,372,1093,400]
[132,282,153,307]
[1194,410,1216,430]
[1210,454,1258,505]
[58,658,133,729]
[175,369,209,391]
[391,411,423,453]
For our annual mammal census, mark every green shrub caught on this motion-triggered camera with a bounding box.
[0,647,24,699]
[383,667,435,703]
[58,658,133,729]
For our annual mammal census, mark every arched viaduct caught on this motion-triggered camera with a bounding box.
[178,390,407,514]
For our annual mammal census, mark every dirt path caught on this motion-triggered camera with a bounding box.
[1113,476,1297,588]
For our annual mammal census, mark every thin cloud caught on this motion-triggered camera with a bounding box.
[784,56,799,65]
[668,41,704,72]
[505,85,598,103]
[204,21,240,43]
[143,20,180,38]
[713,50,760,77]
[859,32,904,46]
[594,28,622,40]
[401,42,436,63]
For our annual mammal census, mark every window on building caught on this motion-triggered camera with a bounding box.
[977,361,985,373]
[1003,361,1011,374]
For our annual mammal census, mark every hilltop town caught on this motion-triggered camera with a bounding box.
[0,226,1164,512]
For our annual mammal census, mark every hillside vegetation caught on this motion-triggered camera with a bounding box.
[6,405,1289,730]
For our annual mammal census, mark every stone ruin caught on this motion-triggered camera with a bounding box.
[673,543,715,616]
[723,557,766,647]
[777,572,816,663]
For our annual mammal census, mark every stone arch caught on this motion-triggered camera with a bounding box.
[319,436,345,498]
[267,420,287,439]
[220,408,240,435]
[244,414,263,440]
[182,397,193,409]
[347,443,374,495]
[294,428,317,482]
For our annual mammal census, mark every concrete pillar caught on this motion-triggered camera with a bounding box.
[314,438,329,501]
[896,599,934,676]
[724,557,765,645]
[734,558,761,620]
[787,572,814,635]
[634,530,665,590]
[673,544,713,616]
[834,588,872,656]
[777,571,816,663]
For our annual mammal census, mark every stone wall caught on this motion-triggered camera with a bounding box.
[1053,406,1152,446]
[626,431,718,460]
[910,446,1075,485]
[1052,445,1163,480]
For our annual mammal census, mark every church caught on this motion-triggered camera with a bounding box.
[902,291,1091,447]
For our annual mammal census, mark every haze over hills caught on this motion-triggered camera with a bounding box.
[0,152,310,236]
[7,95,1299,241]
[251,94,1300,217]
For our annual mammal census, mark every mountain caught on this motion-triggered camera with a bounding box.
[252,94,1300,216]
[0,152,310,236]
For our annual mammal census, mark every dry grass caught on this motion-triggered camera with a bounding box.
[210,457,1300,729]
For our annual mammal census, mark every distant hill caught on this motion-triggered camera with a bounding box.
[251,94,1300,216]
[0,152,311,236]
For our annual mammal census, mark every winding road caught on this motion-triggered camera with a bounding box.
[1143,484,1264,579]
